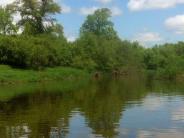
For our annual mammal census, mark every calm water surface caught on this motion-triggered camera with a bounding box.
[0,78,184,138]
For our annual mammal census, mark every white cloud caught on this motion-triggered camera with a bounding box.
[80,6,99,15]
[0,0,15,7]
[128,0,184,11]
[165,14,184,34]
[95,0,113,4]
[111,7,123,16]
[134,32,162,42]
[133,31,163,46]
[66,35,77,42]
[80,6,122,16]
[62,4,72,13]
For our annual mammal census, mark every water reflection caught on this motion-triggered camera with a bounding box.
[6,124,31,138]
[0,78,184,138]
[137,129,184,138]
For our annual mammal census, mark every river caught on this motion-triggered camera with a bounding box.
[0,78,184,138]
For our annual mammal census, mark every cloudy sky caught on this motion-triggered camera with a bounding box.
[1,0,184,46]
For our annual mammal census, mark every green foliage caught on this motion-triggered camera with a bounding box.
[0,7,17,35]
[0,65,89,84]
[0,35,70,69]
[143,43,184,79]
[0,3,183,81]
[80,8,117,39]
[14,0,61,34]
[0,36,28,67]
[72,33,144,72]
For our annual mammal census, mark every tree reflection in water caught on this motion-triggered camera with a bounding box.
[0,78,184,138]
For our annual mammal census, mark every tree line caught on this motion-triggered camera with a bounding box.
[0,0,183,79]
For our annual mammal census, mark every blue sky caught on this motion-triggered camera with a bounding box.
[1,0,184,46]
[55,0,184,46]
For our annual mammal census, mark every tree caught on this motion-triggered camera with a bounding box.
[80,8,118,39]
[46,23,64,37]
[0,7,17,35]
[14,0,61,34]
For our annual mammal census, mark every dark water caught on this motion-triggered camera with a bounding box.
[0,78,184,138]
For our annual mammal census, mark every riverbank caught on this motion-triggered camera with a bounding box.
[0,65,90,84]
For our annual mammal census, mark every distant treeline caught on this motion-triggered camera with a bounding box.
[0,0,183,79]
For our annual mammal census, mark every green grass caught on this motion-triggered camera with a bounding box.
[0,65,90,84]
[0,65,90,101]
[0,79,90,101]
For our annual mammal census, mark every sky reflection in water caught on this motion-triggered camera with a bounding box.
[0,79,184,138]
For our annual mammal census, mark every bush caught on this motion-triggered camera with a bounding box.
[0,36,28,68]
[0,35,71,70]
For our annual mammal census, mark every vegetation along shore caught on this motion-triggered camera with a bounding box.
[0,0,183,84]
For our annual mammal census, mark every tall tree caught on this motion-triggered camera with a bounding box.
[0,7,17,35]
[80,8,118,39]
[14,0,61,34]
[46,23,64,37]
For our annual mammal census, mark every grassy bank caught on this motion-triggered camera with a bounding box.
[0,80,91,101]
[0,65,90,84]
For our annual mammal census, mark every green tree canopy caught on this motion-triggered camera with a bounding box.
[0,7,17,35]
[14,0,61,35]
[80,8,118,39]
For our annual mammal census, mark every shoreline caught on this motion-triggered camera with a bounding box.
[0,65,183,85]
[0,65,90,84]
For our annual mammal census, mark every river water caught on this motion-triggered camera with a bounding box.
[0,78,184,138]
